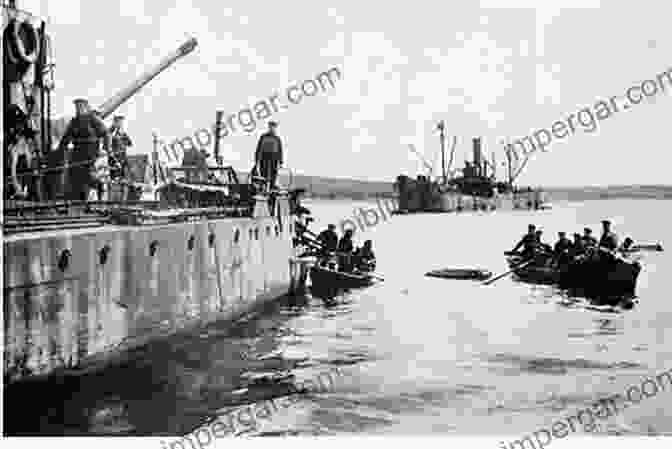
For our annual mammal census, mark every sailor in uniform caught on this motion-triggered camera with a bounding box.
[57,98,110,201]
[599,220,619,251]
[108,115,132,179]
[254,121,283,191]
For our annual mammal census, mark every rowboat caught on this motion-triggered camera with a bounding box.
[506,251,641,303]
[505,254,560,285]
[425,268,492,280]
[309,264,376,291]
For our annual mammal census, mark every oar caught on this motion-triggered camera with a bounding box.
[630,243,663,252]
[368,272,385,281]
[483,259,535,285]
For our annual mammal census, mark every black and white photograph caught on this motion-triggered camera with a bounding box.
[1,0,671,447]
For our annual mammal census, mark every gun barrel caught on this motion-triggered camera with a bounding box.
[96,37,198,119]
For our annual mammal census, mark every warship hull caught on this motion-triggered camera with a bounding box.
[3,198,310,384]
[395,137,549,213]
[394,183,546,214]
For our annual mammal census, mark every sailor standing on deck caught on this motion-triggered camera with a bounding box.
[108,115,132,179]
[57,99,110,201]
[254,121,283,191]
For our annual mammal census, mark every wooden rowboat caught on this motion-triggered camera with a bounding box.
[309,265,375,291]
[505,255,560,285]
[505,252,641,303]
[425,268,492,280]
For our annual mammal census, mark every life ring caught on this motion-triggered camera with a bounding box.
[9,19,39,64]
[10,137,33,198]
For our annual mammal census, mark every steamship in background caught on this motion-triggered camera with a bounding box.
[2,0,310,385]
[394,120,548,213]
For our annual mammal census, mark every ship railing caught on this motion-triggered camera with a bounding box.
[2,201,254,235]
[169,165,240,185]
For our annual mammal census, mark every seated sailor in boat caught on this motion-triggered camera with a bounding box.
[337,229,355,272]
[581,227,598,248]
[598,219,619,251]
[570,232,585,257]
[511,224,538,258]
[317,224,339,255]
[534,229,553,254]
[354,240,376,272]
[553,231,572,266]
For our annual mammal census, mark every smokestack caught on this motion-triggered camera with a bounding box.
[473,137,482,176]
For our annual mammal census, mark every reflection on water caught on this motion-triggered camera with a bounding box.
[3,199,672,436]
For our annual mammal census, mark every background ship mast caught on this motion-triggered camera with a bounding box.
[213,110,224,166]
[503,140,531,188]
[435,120,457,182]
[437,120,446,183]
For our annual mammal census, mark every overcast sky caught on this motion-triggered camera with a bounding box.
[21,0,672,186]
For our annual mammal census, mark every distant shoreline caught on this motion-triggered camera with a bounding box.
[298,185,672,202]
[544,185,672,201]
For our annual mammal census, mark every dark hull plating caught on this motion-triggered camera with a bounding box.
[3,198,310,384]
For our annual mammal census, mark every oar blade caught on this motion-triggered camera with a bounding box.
[483,259,533,286]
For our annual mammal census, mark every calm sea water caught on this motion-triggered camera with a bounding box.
[5,199,672,437]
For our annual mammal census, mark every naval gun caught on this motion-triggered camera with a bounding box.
[97,37,198,119]
[51,37,198,141]
[43,37,197,201]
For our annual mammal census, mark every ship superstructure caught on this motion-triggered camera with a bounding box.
[395,121,546,213]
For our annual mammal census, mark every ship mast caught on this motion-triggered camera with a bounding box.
[437,120,446,183]
[504,141,514,187]
[213,110,224,166]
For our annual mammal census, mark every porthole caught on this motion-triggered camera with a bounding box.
[99,245,111,266]
[149,240,159,257]
[187,235,195,251]
[234,229,240,243]
[254,228,259,240]
[249,229,253,239]
[58,249,71,272]
[208,233,216,248]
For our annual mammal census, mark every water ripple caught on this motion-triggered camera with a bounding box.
[485,353,643,375]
